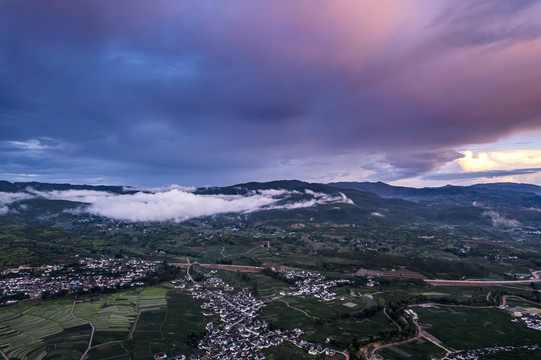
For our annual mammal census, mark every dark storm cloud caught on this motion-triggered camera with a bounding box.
[1,0,541,185]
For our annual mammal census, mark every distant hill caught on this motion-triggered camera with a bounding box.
[470,182,541,194]
[2,179,541,227]
[0,180,130,194]
[329,181,541,209]
[196,180,338,195]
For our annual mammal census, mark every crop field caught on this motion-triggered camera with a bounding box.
[73,292,139,334]
[44,324,92,359]
[276,295,363,319]
[308,311,396,349]
[260,301,317,330]
[378,339,446,360]
[260,300,396,349]
[371,285,501,306]
[211,269,248,288]
[0,285,205,360]
[262,340,315,360]
[86,341,130,360]
[250,273,293,298]
[413,305,541,350]
[138,286,168,312]
[505,298,541,314]
[132,290,208,359]
[0,300,89,359]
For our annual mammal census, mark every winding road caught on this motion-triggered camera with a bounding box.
[365,291,541,360]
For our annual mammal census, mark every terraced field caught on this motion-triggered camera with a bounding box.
[0,285,175,359]
[0,300,89,359]
[138,287,168,313]
[74,292,139,333]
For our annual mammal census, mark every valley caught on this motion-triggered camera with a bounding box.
[1,180,541,359]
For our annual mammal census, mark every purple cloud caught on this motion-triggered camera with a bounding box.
[1,1,541,185]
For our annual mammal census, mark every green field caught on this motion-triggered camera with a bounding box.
[0,284,205,360]
[260,299,395,350]
[132,289,208,359]
[413,306,541,350]
[0,300,89,359]
[378,339,446,360]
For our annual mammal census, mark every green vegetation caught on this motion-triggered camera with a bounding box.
[0,300,89,359]
[413,306,541,350]
[2,180,541,358]
[0,223,103,268]
[378,340,446,360]
[0,285,209,360]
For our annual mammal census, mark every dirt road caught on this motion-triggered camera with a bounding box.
[70,300,95,360]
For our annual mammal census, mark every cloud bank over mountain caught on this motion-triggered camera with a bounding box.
[0,187,352,222]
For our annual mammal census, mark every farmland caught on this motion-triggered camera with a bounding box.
[378,340,446,360]
[2,179,541,359]
[0,300,89,359]
[0,285,201,360]
[412,305,541,350]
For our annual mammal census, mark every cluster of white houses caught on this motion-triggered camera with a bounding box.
[161,268,348,359]
[512,312,541,331]
[279,269,350,301]
[198,288,277,359]
[444,344,541,360]
[0,258,160,303]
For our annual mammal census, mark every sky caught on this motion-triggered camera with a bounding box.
[2,0,541,188]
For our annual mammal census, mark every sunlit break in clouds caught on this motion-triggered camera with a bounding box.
[2,0,541,187]
[459,151,541,172]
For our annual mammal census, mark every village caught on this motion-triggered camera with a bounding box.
[279,269,351,301]
[0,257,160,304]
[443,344,541,360]
[158,267,349,359]
[512,311,541,331]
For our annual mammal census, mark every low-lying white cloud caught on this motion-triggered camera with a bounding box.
[0,187,353,222]
[0,192,35,215]
[483,211,521,228]
[123,184,197,193]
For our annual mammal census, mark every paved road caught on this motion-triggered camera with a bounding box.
[171,263,264,272]
[425,279,541,286]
